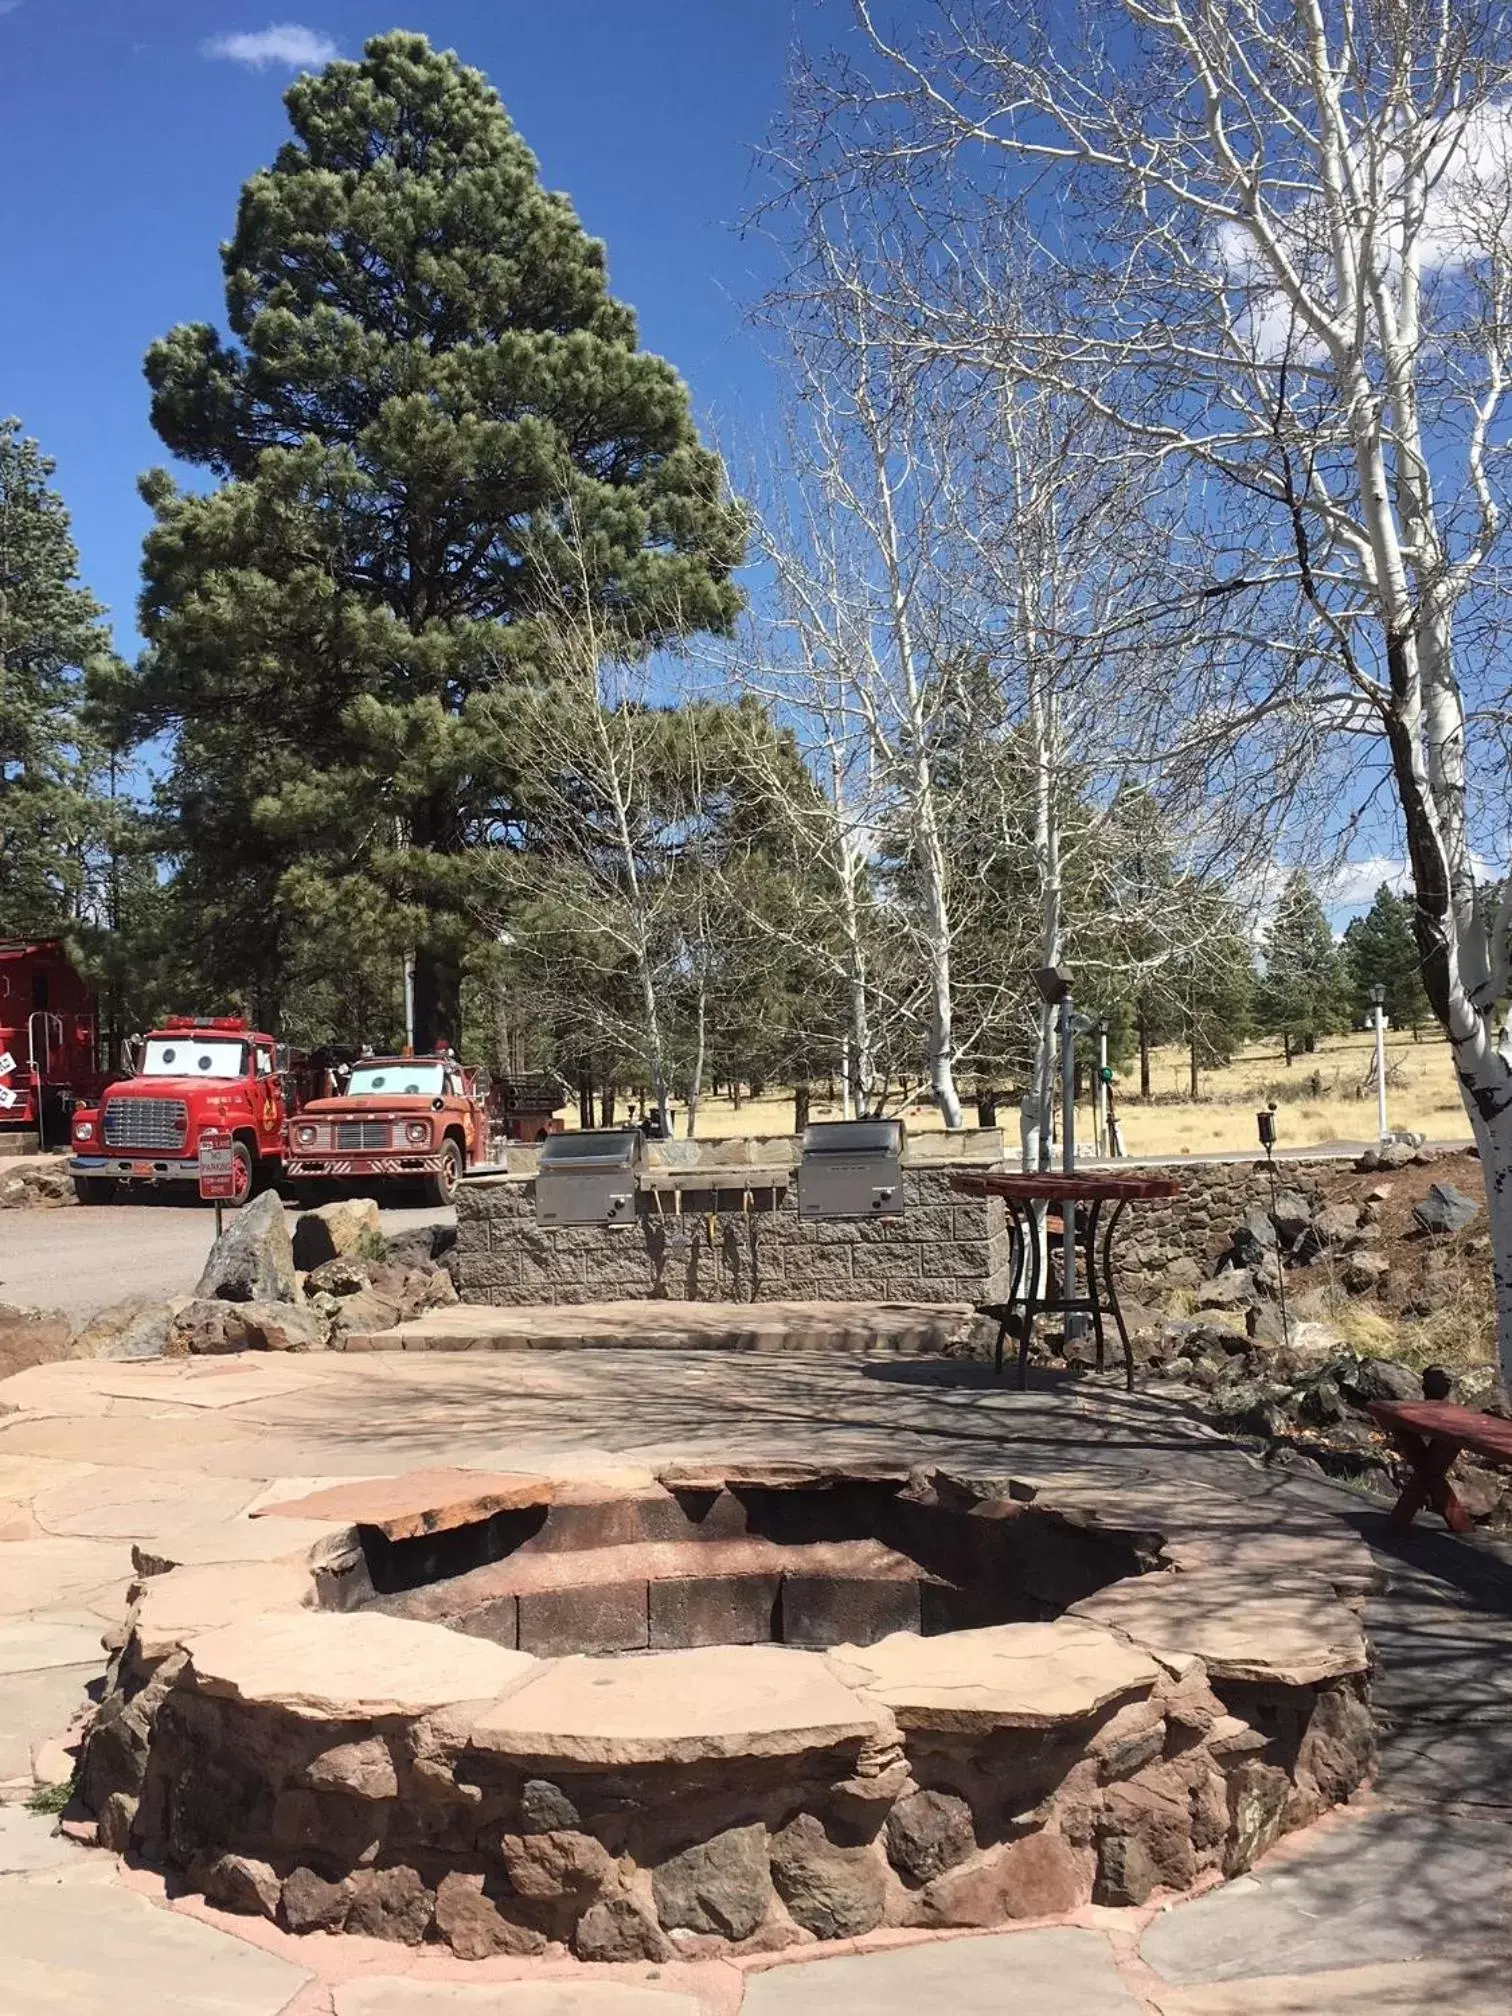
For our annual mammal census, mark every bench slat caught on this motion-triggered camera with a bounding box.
[1368,1399,1512,1467]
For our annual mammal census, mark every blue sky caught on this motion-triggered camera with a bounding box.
[0,2,814,658]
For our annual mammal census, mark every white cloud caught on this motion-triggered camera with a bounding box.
[1323,856,1410,909]
[203,23,336,70]
[1215,97,1512,361]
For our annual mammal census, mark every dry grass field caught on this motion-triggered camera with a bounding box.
[658,1029,1471,1158]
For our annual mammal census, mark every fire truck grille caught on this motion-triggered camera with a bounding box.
[103,1098,188,1151]
[336,1120,391,1151]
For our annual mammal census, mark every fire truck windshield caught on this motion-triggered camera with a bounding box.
[140,1038,247,1080]
[348,1061,446,1098]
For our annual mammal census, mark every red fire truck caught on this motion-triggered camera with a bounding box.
[68,1016,294,1204]
[0,939,106,1147]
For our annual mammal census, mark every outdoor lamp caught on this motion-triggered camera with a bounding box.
[1368,984,1386,1008]
[1034,965,1074,1006]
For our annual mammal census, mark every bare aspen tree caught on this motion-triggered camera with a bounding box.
[826,0,1512,1372]
[746,243,985,1125]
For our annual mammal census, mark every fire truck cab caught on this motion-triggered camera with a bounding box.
[68,1016,291,1204]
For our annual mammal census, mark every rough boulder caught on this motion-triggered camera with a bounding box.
[195,1191,298,1304]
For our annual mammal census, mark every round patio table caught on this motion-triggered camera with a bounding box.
[950,1171,1181,1392]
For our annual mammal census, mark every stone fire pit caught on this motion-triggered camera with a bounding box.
[80,1461,1375,1961]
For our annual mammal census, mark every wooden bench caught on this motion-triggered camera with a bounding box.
[1367,1399,1512,1533]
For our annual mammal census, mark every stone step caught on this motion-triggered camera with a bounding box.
[338,1297,981,1356]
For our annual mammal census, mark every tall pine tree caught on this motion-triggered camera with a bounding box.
[107,32,744,1045]
[1257,870,1349,1061]
[1344,884,1431,1037]
[0,421,118,936]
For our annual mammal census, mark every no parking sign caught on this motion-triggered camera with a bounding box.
[198,1128,237,1201]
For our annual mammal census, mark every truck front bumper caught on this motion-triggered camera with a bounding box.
[69,1155,205,1185]
[286,1153,446,1179]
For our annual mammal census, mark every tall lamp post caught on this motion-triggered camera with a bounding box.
[1368,983,1388,1141]
[1034,966,1081,1335]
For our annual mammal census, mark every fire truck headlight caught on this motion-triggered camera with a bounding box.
[404,1120,432,1146]
[74,1121,94,1142]
[292,1123,319,1149]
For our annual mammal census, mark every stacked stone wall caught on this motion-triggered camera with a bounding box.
[1110,1159,1346,1294]
[456,1168,1012,1309]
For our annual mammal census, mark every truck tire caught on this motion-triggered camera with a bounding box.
[229,1141,255,1205]
[420,1140,462,1208]
[72,1176,119,1206]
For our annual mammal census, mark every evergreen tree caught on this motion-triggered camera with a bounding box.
[0,421,119,934]
[106,32,744,1047]
[1343,884,1431,1037]
[1256,870,1349,1061]
[1163,886,1255,1095]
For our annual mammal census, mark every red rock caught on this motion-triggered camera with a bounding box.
[770,1812,886,1939]
[300,1736,399,1801]
[280,1866,353,1933]
[572,1894,671,1962]
[191,1851,280,1919]
[499,1828,620,1900]
[922,1831,1090,1925]
[884,1789,975,1884]
[434,1871,546,1958]
[344,1865,434,1944]
[1097,1775,1197,1901]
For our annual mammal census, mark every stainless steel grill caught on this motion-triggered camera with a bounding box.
[336,1120,391,1151]
[796,1118,906,1220]
[103,1097,187,1152]
[536,1128,643,1225]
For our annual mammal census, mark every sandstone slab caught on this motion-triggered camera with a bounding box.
[1071,1571,1368,1686]
[827,1619,1159,1730]
[472,1642,886,1765]
[253,1466,554,1538]
[127,1560,312,1659]
[338,1985,701,2016]
[0,1619,105,1676]
[185,1610,535,1718]
[1141,1808,1512,1983]
[0,1870,310,2015]
[1146,1957,1512,2014]
[0,1807,80,1873]
[743,1925,1144,2015]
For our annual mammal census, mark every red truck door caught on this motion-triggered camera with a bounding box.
[252,1041,286,1159]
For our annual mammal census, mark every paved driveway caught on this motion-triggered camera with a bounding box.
[0,1193,454,1320]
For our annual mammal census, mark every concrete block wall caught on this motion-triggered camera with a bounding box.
[454,1166,1013,1308]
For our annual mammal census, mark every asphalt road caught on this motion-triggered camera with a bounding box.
[0,1192,455,1321]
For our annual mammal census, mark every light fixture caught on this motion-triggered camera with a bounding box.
[1033,965,1074,1006]
[1368,983,1386,1008]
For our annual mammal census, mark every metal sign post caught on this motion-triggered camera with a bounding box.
[197,1127,236,1242]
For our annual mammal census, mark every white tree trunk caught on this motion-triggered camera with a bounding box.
[685,974,705,1139]
[1029,669,1062,1163]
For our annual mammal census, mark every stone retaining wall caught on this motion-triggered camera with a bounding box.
[456,1168,1012,1309]
[1111,1159,1349,1294]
